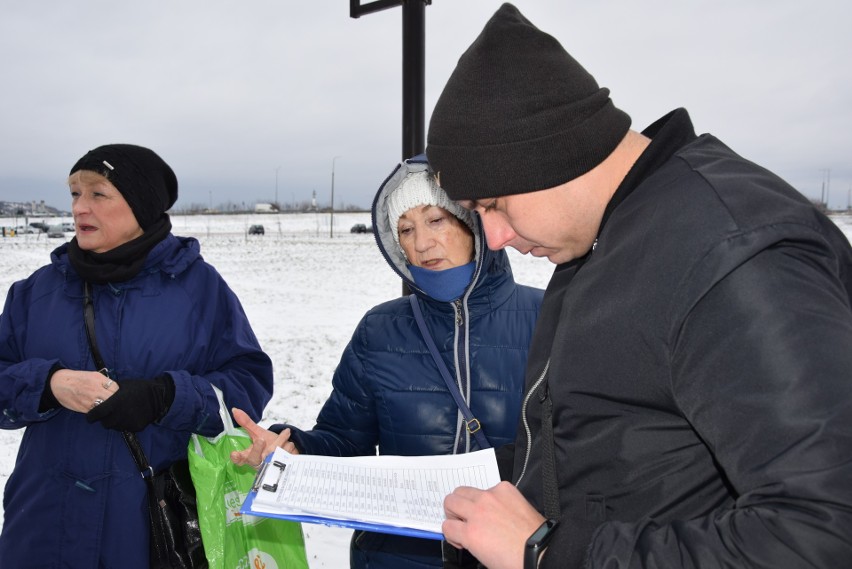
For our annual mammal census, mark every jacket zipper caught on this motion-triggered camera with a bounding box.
[453,298,470,454]
[447,222,484,455]
[515,242,597,484]
[516,359,550,485]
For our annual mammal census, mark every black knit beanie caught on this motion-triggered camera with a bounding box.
[426,3,631,201]
[69,144,178,230]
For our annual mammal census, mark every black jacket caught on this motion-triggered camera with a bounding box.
[516,109,852,568]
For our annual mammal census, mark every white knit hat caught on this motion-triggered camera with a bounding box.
[387,171,474,246]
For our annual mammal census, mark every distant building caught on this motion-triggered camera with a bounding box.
[0,199,64,217]
[254,202,278,213]
[31,200,50,216]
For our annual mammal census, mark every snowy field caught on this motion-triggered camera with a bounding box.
[0,211,556,567]
[1,211,850,567]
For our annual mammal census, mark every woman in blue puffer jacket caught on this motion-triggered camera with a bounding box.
[0,144,273,568]
[232,155,543,569]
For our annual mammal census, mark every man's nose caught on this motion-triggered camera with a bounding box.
[482,219,514,251]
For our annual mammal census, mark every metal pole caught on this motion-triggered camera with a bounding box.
[402,0,427,160]
[330,156,340,238]
[826,168,831,210]
[275,166,280,210]
[820,168,830,207]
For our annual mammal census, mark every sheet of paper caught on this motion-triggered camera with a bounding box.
[246,447,500,536]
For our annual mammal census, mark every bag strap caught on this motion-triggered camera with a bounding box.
[83,281,107,371]
[83,282,174,568]
[192,384,250,457]
[83,282,155,479]
[408,294,490,449]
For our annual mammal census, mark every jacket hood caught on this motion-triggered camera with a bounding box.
[371,155,514,306]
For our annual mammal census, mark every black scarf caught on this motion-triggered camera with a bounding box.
[67,215,172,284]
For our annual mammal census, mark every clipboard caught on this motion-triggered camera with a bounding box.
[240,447,501,541]
[241,487,443,540]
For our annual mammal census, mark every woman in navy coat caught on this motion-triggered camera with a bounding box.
[0,144,273,568]
[232,156,543,569]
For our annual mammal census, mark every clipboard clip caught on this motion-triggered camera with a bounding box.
[254,460,287,493]
[251,460,271,492]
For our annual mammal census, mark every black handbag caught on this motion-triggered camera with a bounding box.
[123,431,207,569]
[83,281,207,568]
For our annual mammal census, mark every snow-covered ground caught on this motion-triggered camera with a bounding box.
[0,211,556,567]
[1,211,851,566]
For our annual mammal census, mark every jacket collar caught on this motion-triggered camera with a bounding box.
[51,233,201,292]
[598,108,698,238]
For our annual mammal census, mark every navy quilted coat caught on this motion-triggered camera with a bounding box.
[279,157,544,569]
[0,233,273,568]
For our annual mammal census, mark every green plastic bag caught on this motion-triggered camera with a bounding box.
[188,389,309,569]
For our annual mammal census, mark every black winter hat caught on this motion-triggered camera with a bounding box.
[426,3,631,201]
[70,144,178,230]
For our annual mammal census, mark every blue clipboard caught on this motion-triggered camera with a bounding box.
[240,489,443,540]
[240,452,444,540]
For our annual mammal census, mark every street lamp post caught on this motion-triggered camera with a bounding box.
[821,168,831,208]
[330,156,341,238]
[275,166,280,211]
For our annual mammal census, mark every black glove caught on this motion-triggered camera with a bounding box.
[86,374,176,432]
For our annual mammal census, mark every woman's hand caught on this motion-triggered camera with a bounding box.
[230,407,299,469]
[85,376,174,432]
[49,368,118,413]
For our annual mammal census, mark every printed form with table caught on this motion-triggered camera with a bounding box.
[242,447,501,539]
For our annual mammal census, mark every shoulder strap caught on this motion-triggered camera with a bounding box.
[408,294,490,449]
[83,281,107,371]
[82,282,154,478]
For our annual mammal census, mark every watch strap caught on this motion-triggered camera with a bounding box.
[524,518,559,569]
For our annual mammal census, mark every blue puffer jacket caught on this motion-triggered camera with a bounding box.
[0,233,273,569]
[278,157,544,569]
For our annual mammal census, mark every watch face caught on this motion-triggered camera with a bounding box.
[528,522,552,544]
[526,519,558,547]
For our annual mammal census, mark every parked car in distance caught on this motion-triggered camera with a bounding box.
[248,224,265,235]
[350,223,373,234]
[30,222,50,233]
[47,224,66,238]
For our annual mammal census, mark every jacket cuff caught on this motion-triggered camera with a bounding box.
[38,363,65,413]
[154,373,176,420]
[270,423,304,453]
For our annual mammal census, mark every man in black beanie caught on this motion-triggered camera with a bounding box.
[429,4,852,569]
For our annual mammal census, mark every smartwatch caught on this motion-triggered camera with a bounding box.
[524,518,559,569]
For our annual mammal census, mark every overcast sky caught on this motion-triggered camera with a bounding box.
[1,0,850,212]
